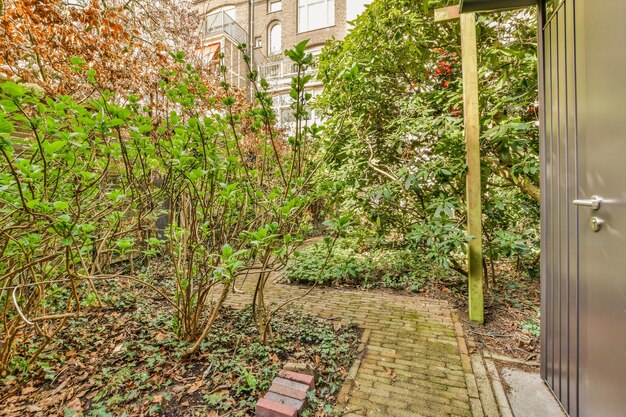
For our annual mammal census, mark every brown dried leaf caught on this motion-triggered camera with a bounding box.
[25,405,42,413]
[65,397,83,413]
[384,366,397,381]
[5,396,19,404]
[186,380,202,394]
[171,384,186,394]
[39,392,65,407]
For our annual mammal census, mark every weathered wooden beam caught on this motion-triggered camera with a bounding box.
[434,5,460,22]
[434,6,484,324]
[459,12,484,324]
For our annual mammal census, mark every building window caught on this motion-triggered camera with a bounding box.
[346,0,369,22]
[196,42,221,71]
[298,0,335,32]
[255,36,262,49]
[268,23,282,55]
[274,94,295,126]
[268,0,282,13]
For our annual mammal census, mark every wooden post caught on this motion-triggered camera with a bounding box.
[435,6,484,324]
[459,13,483,324]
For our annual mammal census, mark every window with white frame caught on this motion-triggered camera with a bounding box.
[268,0,282,13]
[298,0,335,32]
[268,23,282,55]
[346,0,369,22]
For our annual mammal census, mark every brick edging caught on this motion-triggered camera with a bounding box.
[335,328,371,410]
[483,355,514,417]
[256,367,316,416]
[450,310,504,417]
[256,327,372,416]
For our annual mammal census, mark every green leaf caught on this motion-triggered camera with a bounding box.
[26,199,39,209]
[53,201,69,210]
[1,82,26,98]
[222,244,233,259]
[87,68,96,83]
[0,118,14,134]
[44,140,66,154]
[69,56,86,66]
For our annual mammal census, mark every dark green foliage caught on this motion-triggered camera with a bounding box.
[0,40,338,368]
[201,306,358,414]
[1,285,358,417]
[315,0,540,280]
[285,238,452,291]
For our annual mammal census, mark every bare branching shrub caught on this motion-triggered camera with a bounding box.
[0,40,340,371]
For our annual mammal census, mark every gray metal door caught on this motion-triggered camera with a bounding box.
[574,0,626,415]
[541,1,626,416]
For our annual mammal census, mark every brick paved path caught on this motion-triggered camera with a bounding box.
[225,278,500,417]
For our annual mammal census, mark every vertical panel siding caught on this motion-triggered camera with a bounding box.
[542,13,554,387]
[564,1,578,415]
[547,15,560,395]
[537,2,550,381]
[539,0,548,385]
[557,7,568,408]
[542,0,578,415]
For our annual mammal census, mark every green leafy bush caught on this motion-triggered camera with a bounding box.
[0,40,332,371]
[314,0,540,280]
[285,238,450,291]
[520,308,541,338]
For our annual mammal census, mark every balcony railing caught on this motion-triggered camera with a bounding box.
[203,12,247,46]
[257,59,318,82]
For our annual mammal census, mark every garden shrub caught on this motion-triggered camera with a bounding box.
[285,238,450,291]
[0,40,333,371]
[315,0,540,283]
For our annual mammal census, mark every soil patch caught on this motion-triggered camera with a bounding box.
[0,281,360,417]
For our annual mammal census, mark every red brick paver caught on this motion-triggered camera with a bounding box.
[227,278,496,417]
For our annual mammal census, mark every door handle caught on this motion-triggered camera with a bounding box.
[573,195,602,210]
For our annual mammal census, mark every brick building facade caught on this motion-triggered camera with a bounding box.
[192,0,368,125]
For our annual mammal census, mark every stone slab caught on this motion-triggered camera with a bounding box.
[501,367,567,417]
